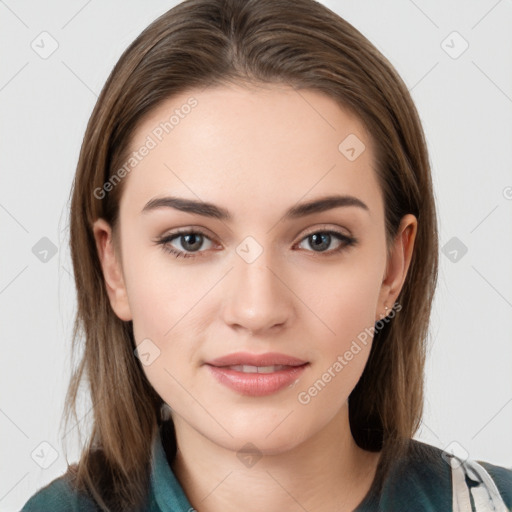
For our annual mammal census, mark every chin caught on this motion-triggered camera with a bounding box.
[215,431,306,458]
[205,411,315,455]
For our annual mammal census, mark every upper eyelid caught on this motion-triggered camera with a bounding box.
[299,224,352,238]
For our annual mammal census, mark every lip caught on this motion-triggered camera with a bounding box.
[206,351,308,367]
[205,352,309,397]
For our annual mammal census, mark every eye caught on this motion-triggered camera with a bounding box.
[155,229,214,259]
[296,229,357,254]
[154,227,357,259]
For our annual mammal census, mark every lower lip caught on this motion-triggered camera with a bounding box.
[206,364,309,397]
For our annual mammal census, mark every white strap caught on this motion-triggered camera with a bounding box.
[452,456,473,511]
[450,455,508,512]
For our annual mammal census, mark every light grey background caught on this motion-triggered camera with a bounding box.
[1,0,511,510]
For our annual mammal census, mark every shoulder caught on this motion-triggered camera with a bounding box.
[375,439,452,510]
[477,458,512,509]
[20,472,100,512]
[374,439,512,511]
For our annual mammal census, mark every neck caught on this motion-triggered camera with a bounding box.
[170,402,381,512]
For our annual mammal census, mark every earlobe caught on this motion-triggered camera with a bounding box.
[92,218,133,321]
[377,214,417,319]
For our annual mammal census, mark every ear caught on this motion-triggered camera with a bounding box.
[376,214,417,321]
[92,218,133,321]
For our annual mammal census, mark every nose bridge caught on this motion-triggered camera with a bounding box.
[222,236,291,332]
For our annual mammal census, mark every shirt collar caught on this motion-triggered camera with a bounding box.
[150,424,194,511]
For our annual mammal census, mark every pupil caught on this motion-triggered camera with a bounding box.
[183,234,202,251]
[311,233,330,251]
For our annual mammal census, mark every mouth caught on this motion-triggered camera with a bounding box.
[205,351,308,368]
[222,364,301,373]
[205,356,310,397]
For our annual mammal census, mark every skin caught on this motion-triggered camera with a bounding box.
[93,82,417,512]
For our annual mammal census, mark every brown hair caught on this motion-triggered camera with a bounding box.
[62,0,438,510]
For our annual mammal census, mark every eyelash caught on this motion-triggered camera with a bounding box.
[154,227,358,259]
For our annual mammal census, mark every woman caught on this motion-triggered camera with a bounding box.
[21,0,512,511]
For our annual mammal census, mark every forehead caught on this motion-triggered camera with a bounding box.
[119,83,383,224]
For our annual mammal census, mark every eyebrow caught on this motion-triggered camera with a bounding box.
[141,194,369,220]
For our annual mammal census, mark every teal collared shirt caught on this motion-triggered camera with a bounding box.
[144,427,195,511]
[20,427,195,512]
[20,426,512,511]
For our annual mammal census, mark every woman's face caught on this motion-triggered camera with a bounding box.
[94,83,416,454]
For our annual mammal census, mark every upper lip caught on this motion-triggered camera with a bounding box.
[206,352,308,367]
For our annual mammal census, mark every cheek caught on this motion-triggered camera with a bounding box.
[296,257,382,341]
[294,270,379,411]
[122,239,193,340]
[122,244,208,391]
[292,256,383,399]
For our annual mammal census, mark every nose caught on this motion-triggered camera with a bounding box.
[221,247,293,336]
